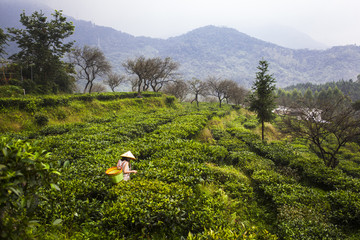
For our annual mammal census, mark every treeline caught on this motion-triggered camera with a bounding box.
[277,85,346,108]
[284,78,360,102]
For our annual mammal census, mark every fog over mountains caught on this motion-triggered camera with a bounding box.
[1,0,360,88]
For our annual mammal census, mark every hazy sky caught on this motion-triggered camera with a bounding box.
[36,0,360,47]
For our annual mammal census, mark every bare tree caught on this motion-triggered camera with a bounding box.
[162,80,188,102]
[68,45,111,93]
[104,72,126,92]
[188,78,208,107]
[282,96,360,168]
[91,83,107,93]
[229,85,249,106]
[123,56,179,94]
[207,77,237,108]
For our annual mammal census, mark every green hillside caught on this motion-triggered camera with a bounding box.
[1,92,360,239]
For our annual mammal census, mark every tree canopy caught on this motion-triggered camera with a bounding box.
[7,10,75,93]
[248,60,277,141]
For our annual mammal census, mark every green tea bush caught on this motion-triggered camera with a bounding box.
[0,137,60,239]
[187,225,278,240]
[243,121,258,129]
[101,179,226,239]
[277,204,342,240]
[165,95,176,107]
[0,85,24,97]
[327,190,360,226]
[229,151,275,174]
[34,113,49,126]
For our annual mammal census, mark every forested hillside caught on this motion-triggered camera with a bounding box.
[284,78,360,101]
[1,92,360,239]
[1,1,360,88]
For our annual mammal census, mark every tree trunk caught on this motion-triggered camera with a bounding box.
[262,120,265,141]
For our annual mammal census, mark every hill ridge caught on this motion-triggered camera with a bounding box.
[1,1,360,88]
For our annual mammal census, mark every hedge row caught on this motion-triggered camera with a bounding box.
[0,91,162,110]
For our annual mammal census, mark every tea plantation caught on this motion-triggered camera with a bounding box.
[1,92,360,239]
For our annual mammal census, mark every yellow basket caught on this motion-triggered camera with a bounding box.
[105,166,123,183]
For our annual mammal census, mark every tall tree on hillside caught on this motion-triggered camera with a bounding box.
[7,10,75,93]
[248,60,277,141]
[68,45,111,93]
[123,56,179,94]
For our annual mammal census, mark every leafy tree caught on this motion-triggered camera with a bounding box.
[188,78,208,107]
[303,87,314,105]
[0,28,8,59]
[7,10,75,93]
[104,72,126,92]
[248,60,277,141]
[123,56,179,94]
[290,89,301,104]
[68,45,111,93]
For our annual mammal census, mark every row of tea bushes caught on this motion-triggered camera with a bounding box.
[14,106,191,238]
[0,91,162,111]
[213,115,360,238]
[29,104,272,239]
[96,107,277,239]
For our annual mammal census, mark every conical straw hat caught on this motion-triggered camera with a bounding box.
[120,151,136,160]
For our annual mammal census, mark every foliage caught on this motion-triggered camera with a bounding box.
[0,137,60,239]
[0,85,23,97]
[7,10,75,94]
[285,79,360,102]
[34,113,49,126]
[1,93,360,239]
[0,27,8,58]
[248,60,277,141]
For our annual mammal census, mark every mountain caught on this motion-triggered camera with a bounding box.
[246,25,328,50]
[1,0,360,88]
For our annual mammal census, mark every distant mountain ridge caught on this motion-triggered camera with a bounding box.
[1,0,360,88]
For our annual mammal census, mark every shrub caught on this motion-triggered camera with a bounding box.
[34,113,49,126]
[327,190,360,226]
[165,95,176,107]
[0,137,60,239]
[101,179,224,239]
[0,85,24,97]
[277,204,342,240]
[243,121,258,129]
